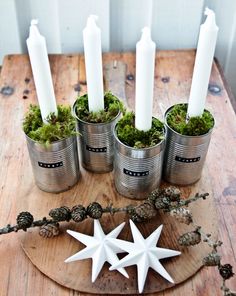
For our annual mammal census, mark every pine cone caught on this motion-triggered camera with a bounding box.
[147,188,163,204]
[49,206,71,222]
[147,187,181,207]
[87,202,103,219]
[218,264,234,280]
[16,212,34,231]
[163,187,181,202]
[39,223,60,238]
[71,205,87,222]
[178,229,201,246]
[154,197,170,210]
[202,252,221,266]
[170,208,193,225]
[133,201,157,221]
[129,211,143,223]
[128,202,156,222]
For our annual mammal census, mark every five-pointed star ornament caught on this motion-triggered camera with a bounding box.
[64,220,129,282]
[109,220,181,293]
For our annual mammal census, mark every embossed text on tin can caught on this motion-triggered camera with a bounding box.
[113,125,165,200]
[26,135,80,193]
[73,102,120,173]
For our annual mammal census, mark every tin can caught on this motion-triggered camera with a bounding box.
[26,135,80,193]
[163,104,214,185]
[73,102,120,173]
[113,125,165,200]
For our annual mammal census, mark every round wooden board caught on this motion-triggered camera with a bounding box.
[18,164,218,295]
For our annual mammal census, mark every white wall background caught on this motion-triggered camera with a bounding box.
[0,0,235,97]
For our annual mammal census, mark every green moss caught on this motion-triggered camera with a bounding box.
[166,104,214,136]
[116,112,164,148]
[23,105,76,144]
[75,92,125,123]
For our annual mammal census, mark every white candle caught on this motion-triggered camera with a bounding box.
[187,8,218,118]
[135,27,156,131]
[83,15,104,112]
[26,20,57,123]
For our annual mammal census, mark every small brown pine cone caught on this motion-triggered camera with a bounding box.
[16,212,34,231]
[178,230,201,246]
[202,252,221,266]
[129,211,143,223]
[87,202,103,219]
[163,187,181,202]
[147,188,163,204]
[71,205,87,222]
[170,208,193,225]
[154,197,170,210]
[133,201,157,221]
[218,264,234,280]
[39,223,60,238]
[49,206,71,222]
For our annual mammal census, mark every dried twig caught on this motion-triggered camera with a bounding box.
[0,186,235,295]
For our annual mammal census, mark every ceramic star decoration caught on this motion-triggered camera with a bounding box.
[65,220,129,282]
[109,220,181,293]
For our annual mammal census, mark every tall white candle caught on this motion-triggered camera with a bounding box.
[26,20,57,123]
[135,27,156,131]
[187,8,218,118]
[83,15,104,112]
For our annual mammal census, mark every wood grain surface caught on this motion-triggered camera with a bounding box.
[0,51,236,296]
[19,165,217,294]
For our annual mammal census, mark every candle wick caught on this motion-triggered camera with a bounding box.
[87,15,99,27]
[141,27,151,36]
[203,7,218,29]
[90,14,98,21]
[140,27,153,43]
[204,7,213,16]
[31,19,39,26]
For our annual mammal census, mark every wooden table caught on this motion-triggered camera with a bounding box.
[0,51,236,296]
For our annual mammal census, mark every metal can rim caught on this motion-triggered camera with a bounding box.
[113,117,166,152]
[164,103,215,139]
[72,97,121,127]
[24,132,76,146]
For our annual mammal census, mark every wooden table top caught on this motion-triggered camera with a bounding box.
[0,51,236,296]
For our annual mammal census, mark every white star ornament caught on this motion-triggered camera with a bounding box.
[109,220,181,293]
[65,220,129,282]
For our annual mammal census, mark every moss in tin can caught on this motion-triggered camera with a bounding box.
[116,112,164,148]
[75,92,125,123]
[23,105,76,144]
[166,104,214,136]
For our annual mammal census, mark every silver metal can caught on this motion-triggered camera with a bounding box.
[163,105,214,185]
[73,102,120,173]
[113,126,165,200]
[26,135,80,193]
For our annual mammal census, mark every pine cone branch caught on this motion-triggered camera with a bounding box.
[0,186,235,296]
